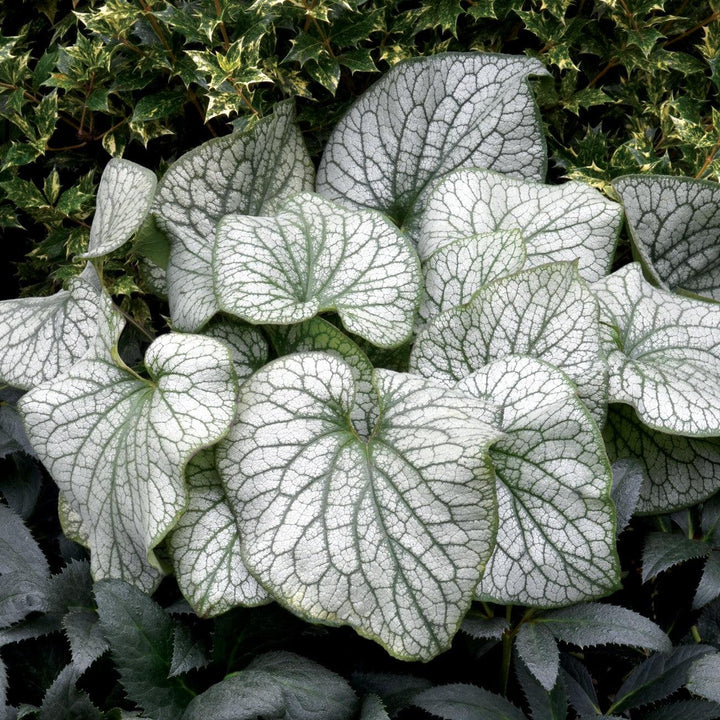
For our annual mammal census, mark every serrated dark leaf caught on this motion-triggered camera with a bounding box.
[515,623,559,691]
[642,532,711,582]
[0,615,61,647]
[62,608,108,673]
[460,615,509,641]
[0,572,49,628]
[515,656,567,720]
[0,504,49,579]
[688,653,720,703]
[0,401,34,460]
[411,683,528,720]
[610,644,715,713]
[611,458,643,532]
[0,455,42,520]
[696,553,720,610]
[38,665,102,720]
[168,625,208,678]
[45,560,93,615]
[360,694,391,720]
[94,580,194,720]
[560,653,600,718]
[351,672,432,715]
[702,494,720,544]
[641,698,720,720]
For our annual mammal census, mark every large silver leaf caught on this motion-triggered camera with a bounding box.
[18,295,237,592]
[214,193,421,348]
[217,352,502,661]
[592,262,720,436]
[410,262,607,422]
[414,168,621,282]
[154,101,314,331]
[613,174,720,301]
[0,264,102,390]
[317,52,548,226]
[459,356,619,606]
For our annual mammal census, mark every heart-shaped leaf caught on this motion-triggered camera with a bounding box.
[166,447,269,617]
[604,404,720,513]
[214,193,421,348]
[0,264,102,390]
[200,315,268,384]
[613,174,720,301]
[217,352,502,660]
[419,230,526,324]
[592,262,720,436]
[79,158,157,259]
[154,100,314,331]
[411,262,607,422]
[19,294,238,591]
[317,52,548,226]
[458,356,619,606]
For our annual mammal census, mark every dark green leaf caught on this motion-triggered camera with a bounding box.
[611,458,643,533]
[62,608,108,673]
[642,699,720,720]
[133,214,170,270]
[411,684,528,720]
[169,625,208,678]
[515,623,559,691]
[0,503,49,578]
[131,91,186,123]
[642,532,711,583]
[39,665,102,720]
[515,657,568,720]
[460,615,509,641]
[560,653,600,718]
[696,553,720,610]
[688,653,720,703]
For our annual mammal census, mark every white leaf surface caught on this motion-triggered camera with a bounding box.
[154,101,314,331]
[166,448,269,616]
[593,262,720,436]
[0,264,102,390]
[217,352,502,660]
[18,295,237,592]
[613,174,720,300]
[419,230,526,324]
[413,169,621,282]
[80,158,157,259]
[459,356,619,606]
[214,193,421,348]
[317,52,548,226]
[200,315,268,384]
[604,404,720,513]
[411,262,607,422]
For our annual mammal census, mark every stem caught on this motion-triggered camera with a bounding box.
[500,606,513,694]
[696,136,720,178]
[664,10,720,48]
[214,0,231,50]
[587,58,620,88]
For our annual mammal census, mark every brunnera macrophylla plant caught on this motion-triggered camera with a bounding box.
[4,51,720,664]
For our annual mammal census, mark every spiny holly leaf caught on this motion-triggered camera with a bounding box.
[604,404,720,513]
[411,684,528,720]
[182,651,358,720]
[539,604,671,652]
[154,100,314,331]
[19,294,237,592]
[459,357,619,607]
[515,622,560,691]
[0,264,102,390]
[613,175,720,301]
[95,580,194,720]
[592,263,720,436]
[267,316,378,437]
[166,447,269,617]
[414,168,621,282]
[419,230,526,324]
[79,158,157,260]
[642,532,711,583]
[200,315,269,384]
[217,352,502,661]
[213,193,421,348]
[317,52,548,226]
[411,262,607,423]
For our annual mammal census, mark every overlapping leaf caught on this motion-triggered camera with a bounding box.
[200,315,268,384]
[613,175,720,300]
[411,262,606,421]
[415,168,621,282]
[19,294,238,591]
[217,352,502,660]
[317,52,548,225]
[458,356,619,607]
[166,448,269,617]
[593,263,720,436]
[214,193,421,348]
[154,100,314,331]
[0,264,102,390]
[79,158,157,259]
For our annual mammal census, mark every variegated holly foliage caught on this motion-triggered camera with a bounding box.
[4,52,720,664]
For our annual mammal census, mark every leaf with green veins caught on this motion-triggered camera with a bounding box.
[539,604,671,652]
[201,315,269,385]
[217,352,502,661]
[95,580,194,720]
[604,404,720,513]
[0,263,102,390]
[267,316,378,437]
[642,532,711,583]
[213,193,421,349]
[459,356,619,607]
[410,684,528,720]
[78,158,157,260]
[411,262,607,424]
[688,652,720,702]
[695,552,720,609]
[412,168,621,283]
[515,622,560,691]
[317,52,548,226]
[419,230,526,324]
[18,293,238,592]
[592,262,720,436]
[154,100,314,332]
[166,448,269,617]
[183,651,358,720]
[612,175,720,301]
